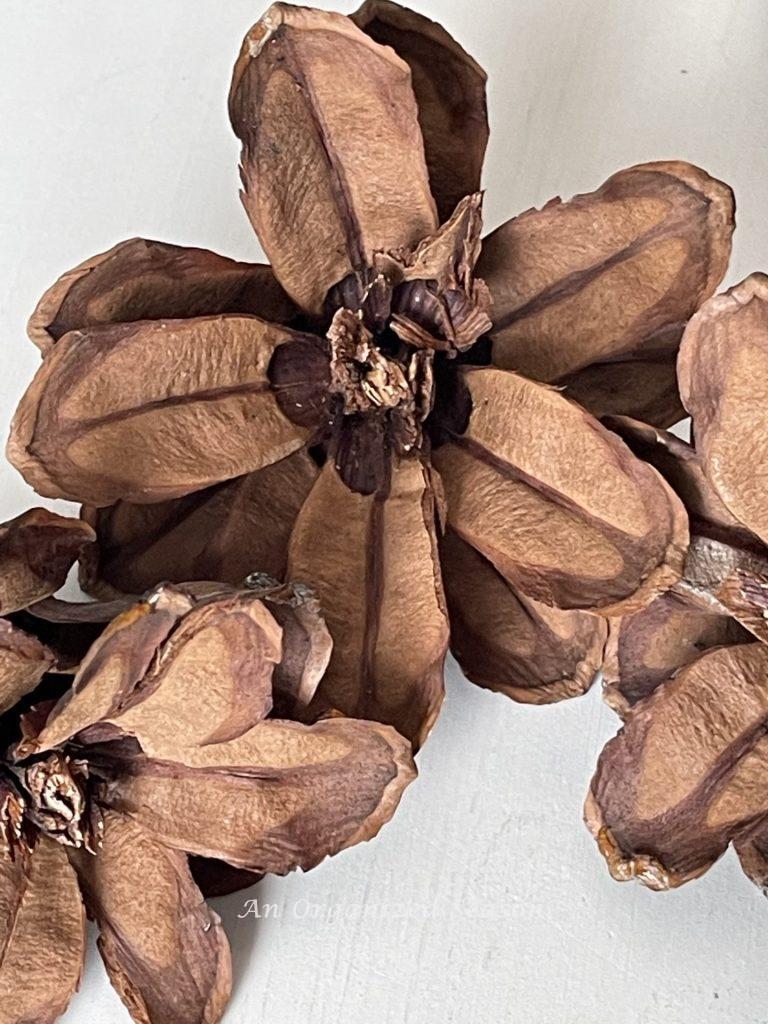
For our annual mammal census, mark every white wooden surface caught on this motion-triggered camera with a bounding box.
[2,2,768,1021]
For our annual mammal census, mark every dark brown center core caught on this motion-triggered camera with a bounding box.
[268,264,490,496]
[326,307,434,456]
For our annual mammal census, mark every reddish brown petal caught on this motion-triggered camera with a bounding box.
[709,569,768,644]
[0,836,85,1023]
[352,0,488,221]
[70,812,231,1024]
[248,579,333,720]
[229,3,437,314]
[8,316,319,506]
[30,587,281,755]
[603,416,744,531]
[481,162,734,381]
[605,415,768,642]
[432,368,688,614]
[735,824,768,895]
[287,456,448,747]
[602,591,750,715]
[440,530,606,703]
[104,717,416,875]
[28,237,297,353]
[586,642,768,889]
[0,509,94,615]
[0,619,54,713]
[557,353,685,429]
[79,450,318,599]
[678,273,768,544]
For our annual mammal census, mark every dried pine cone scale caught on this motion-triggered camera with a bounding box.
[0,509,95,713]
[10,1,743,750]
[480,160,733,397]
[0,510,96,1023]
[26,237,298,353]
[439,528,608,705]
[589,277,768,894]
[77,449,320,601]
[0,506,413,1023]
[599,416,767,714]
[0,578,414,1024]
[596,287,768,716]
[7,0,768,1010]
[586,641,768,891]
[677,274,768,543]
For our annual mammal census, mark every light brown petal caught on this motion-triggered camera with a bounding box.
[557,353,685,429]
[8,316,320,506]
[28,237,297,353]
[586,642,768,889]
[106,593,281,751]
[134,577,333,722]
[0,619,54,713]
[602,591,750,715]
[481,161,734,381]
[440,530,606,703]
[605,415,768,642]
[287,456,448,747]
[0,509,94,615]
[229,3,437,314]
[432,368,688,614]
[351,0,488,221]
[0,836,85,1024]
[678,273,768,544]
[79,450,318,600]
[22,587,192,754]
[103,717,417,875]
[30,587,281,755]
[70,812,231,1024]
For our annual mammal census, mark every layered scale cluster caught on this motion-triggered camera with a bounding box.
[5,4,767,1024]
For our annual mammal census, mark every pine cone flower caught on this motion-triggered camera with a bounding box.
[0,579,414,1024]
[11,1,741,747]
[587,274,768,893]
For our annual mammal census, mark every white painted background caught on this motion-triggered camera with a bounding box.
[2,2,768,1021]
